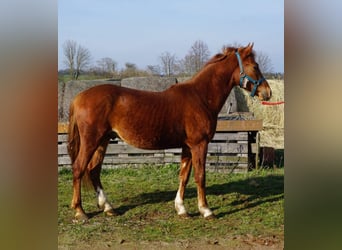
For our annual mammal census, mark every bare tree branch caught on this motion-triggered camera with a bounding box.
[159,51,177,76]
[190,40,210,73]
[96,57,117,77]
[62,40,77,77]
[255,51,274,73]
[178,40,210,75]
[62,40,92,79]
[75,44,91,79]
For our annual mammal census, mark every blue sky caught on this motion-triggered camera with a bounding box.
[58,0,284,72]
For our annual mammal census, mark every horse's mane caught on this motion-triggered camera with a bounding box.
[194,45,256,78]
[203,46,237,67]
[204,53,227,66]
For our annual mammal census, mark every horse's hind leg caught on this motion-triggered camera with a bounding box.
[87,138,116,216]
[71,127,110,221]
[71,142,99,221]
[175,146,192,217]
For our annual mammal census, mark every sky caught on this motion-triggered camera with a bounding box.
[58,0,284,73]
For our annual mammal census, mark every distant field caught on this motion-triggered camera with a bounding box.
[58,165,284,249]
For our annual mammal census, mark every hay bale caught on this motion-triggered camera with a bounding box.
[238,79,284,148]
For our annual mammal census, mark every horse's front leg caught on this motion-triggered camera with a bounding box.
[191,142,214,219]
[175,146,192,217]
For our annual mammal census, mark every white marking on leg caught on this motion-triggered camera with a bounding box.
[175,190,187,215]
[97,187,113,212]
[199,206,213,218]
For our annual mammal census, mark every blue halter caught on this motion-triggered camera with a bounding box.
[235,51,265,97]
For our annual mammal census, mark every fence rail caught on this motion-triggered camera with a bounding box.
[58,120,262,173]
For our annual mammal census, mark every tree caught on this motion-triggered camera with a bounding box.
[97,57,117,77]
[75,44,91,79]
[255,51,273,74]
[179,54,196,75]
[62,40,91,80]
[121,62,137,77]
[159,51,177,76]
[146,65,161,76]
[188,40,210,73]
[177,40,210,76]
[62,40,77,78]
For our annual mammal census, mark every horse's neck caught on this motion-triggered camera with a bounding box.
[193,65,234,116]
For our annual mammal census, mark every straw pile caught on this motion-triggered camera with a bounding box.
[236,79,284,149]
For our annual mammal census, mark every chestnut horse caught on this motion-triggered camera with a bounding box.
[68,43,271,221]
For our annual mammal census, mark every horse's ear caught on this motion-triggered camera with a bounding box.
[245,43,254,54]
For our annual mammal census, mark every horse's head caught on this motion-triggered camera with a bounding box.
[229,43,272,101]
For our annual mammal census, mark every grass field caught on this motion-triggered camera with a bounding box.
[58,165,284,249]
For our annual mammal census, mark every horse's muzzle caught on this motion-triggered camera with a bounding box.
[258,87,272,101]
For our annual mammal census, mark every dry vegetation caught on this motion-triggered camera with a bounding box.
[237,79,284,149]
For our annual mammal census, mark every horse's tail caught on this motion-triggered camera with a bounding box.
[67,101,92,190]
[67,102,80,165]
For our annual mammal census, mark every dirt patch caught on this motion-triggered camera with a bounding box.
[58,235,283,250]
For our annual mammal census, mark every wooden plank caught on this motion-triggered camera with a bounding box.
[212,132,248,141]
[58,154,248,164]
[255,132,260,169]
[164,157,181,163]
[216,120,263,132]
[106,144,164,154]
[58,156,71,165]
[164,148,182,154]
[206,155,248,163]
[103,157,166,164]
[58,143,249,159]
[58,123,68,133]
[58,134,68,142]
[208,143,248,154]
[58,144,68,155]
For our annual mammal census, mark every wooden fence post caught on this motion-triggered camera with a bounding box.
[255,132,260,169]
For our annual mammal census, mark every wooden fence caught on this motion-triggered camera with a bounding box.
[58,120,262,173]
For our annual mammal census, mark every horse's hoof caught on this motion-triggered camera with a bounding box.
[204,214,216,220]
[104,209,118,217]
[74,212,89,222]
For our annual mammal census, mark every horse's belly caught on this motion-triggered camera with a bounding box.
[112,128,181,150]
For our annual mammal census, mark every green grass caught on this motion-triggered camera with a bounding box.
[58,165,284,248]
